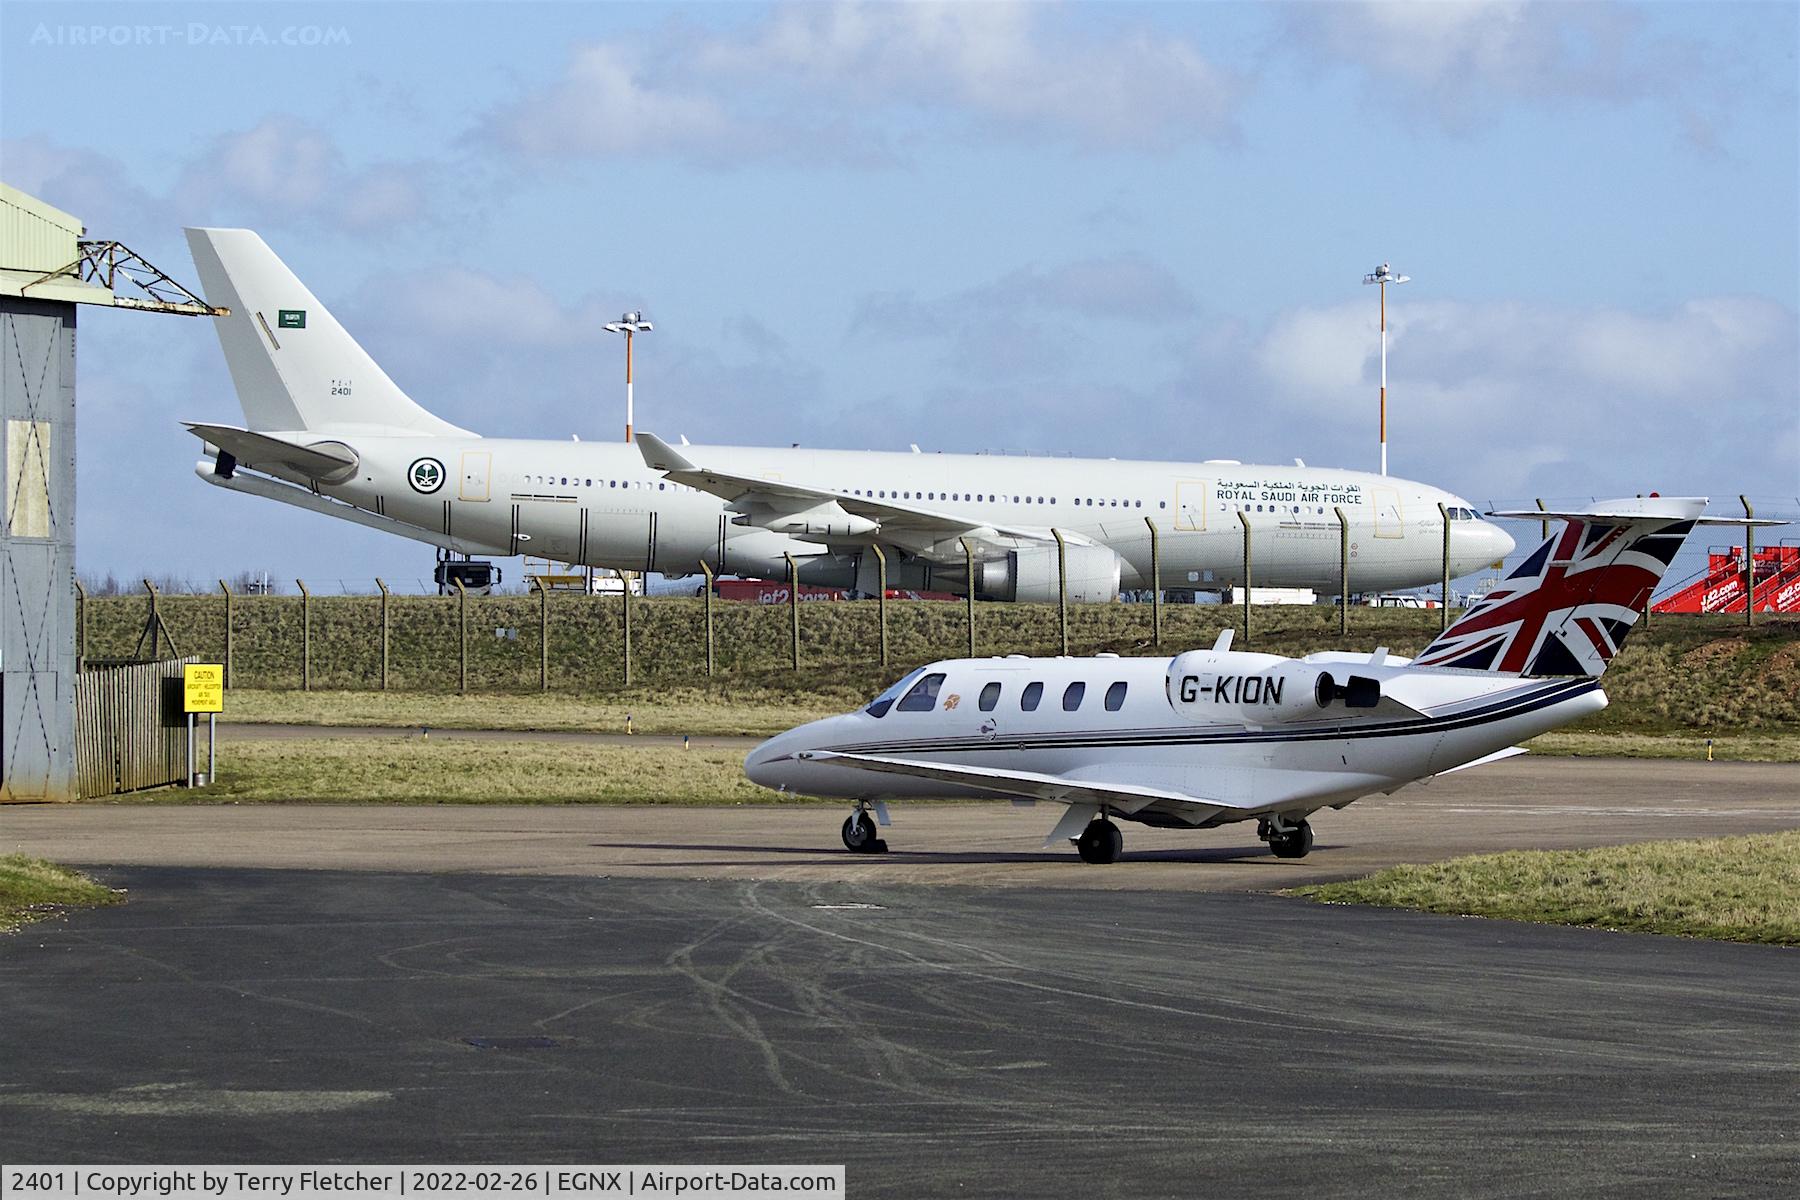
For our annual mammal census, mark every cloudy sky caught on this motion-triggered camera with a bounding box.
[3,0,1795,590]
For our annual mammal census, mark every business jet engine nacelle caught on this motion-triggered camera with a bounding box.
[1165,650,1383,725]
[975,545,1121,603]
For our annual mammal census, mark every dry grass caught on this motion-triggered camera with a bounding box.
[1525,730,1800,763]
[223,687,849,738]
[0,856,122,932]
[1294,831,1800,945]
[126,736,806,806]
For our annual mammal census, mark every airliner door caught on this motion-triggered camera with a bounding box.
[459,451,492,502]
[1372,484,1403,538]
[1174,479,1212,531]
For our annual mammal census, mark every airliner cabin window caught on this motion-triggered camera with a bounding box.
[1105,681,1128,711]
[1062,682,1086,711]
[1020,681,1043,711]
[896,672,948,713]
[864,668,927,718]
[978,681,1002,711]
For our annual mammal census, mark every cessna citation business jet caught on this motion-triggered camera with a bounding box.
[183,228,1512,599]
[746,498,1705,862]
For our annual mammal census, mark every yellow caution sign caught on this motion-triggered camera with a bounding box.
[184,663,225,713]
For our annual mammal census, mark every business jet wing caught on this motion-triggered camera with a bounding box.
[636,432,1075,549]
[185,422,360,484]
[802,749,1256,818]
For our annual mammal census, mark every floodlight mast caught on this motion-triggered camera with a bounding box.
[1361,263,1409,476]
[603,311,653,442]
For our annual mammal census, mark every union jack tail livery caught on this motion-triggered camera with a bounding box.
[1413,497,1706,678]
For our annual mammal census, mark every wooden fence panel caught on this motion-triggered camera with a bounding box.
[75,656,194,798]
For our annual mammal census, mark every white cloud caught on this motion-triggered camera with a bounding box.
[175,116,431,231]
[1284,1,1729,140]
[482,43,738,160]
[1243,294,1798,497]
[0,138,167,234]
[481,1,1237,164]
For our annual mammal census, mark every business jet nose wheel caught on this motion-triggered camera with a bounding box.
[1260,816,1314,859]
[1075,818,1124,865]
[841,810,887,854]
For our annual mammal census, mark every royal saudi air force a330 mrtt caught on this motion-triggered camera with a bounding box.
[746,497,1718,862]
[183,227,1512,601]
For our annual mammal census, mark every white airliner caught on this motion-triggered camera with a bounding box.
[182,228,1512,598]
[746,498,1706,862]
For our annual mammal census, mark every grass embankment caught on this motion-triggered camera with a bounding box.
[84,593,1800,758]
[156,738,795,806]
[0,856,121,931]
[1294,831,1800,945]
[224,682,856,738]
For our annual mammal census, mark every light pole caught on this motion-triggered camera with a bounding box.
[603,310,653,442]
[1361,262,1409,476]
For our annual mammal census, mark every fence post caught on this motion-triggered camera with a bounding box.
[1742,495,1756,626]
[622,570,634,685]
[74,581,86,667]
[959,537,976,658]
[1051,528,1069,655]
[375,578,390,690]
[871,544,888,667]
[532,576,549,692]
[136,579,181,659]
[296,579,311,691]
[1144,518,1161,648]
[453,579,468,693]
[1438,501,1452,631]
[1535,497,1549,543]
[785,554,801,669]
[218,580,232,688]
[1334,506,1350,637]
[1236,511,1253,648]
[698,560,715,677]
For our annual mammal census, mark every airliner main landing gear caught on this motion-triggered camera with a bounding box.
[1075,817,1124,865]
[1259,814,1314,859]
[841,803,888,854]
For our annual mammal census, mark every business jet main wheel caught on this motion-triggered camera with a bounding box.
[841,812,886,854]
[1076,818,1124,865]
[1268,820,1314,860]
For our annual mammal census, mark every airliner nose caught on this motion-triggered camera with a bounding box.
[1479,519,1516,563]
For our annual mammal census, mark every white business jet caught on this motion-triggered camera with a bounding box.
[745,497,1708,861]
[182,228,1511,598]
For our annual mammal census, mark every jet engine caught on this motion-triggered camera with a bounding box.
[1165,650,1383,725]
[974,545,1121,603]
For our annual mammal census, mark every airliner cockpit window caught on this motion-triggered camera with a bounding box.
[864,668,926,718]
[896,672,948,713]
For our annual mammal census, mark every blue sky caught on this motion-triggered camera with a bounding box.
[3,0,1795,589]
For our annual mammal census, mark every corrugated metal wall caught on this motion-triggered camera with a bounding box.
[73,657,195,798]
[1,295,78,801]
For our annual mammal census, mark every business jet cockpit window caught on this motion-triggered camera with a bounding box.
[864,668,927,718]
[896,672,948,713]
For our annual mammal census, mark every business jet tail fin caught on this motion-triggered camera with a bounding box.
[1413,497,1706,677]
[185,228,472,438]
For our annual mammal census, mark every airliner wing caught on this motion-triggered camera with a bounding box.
[185,422,360,484]
[636,432,1072,548]
[803,749,1256,817]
